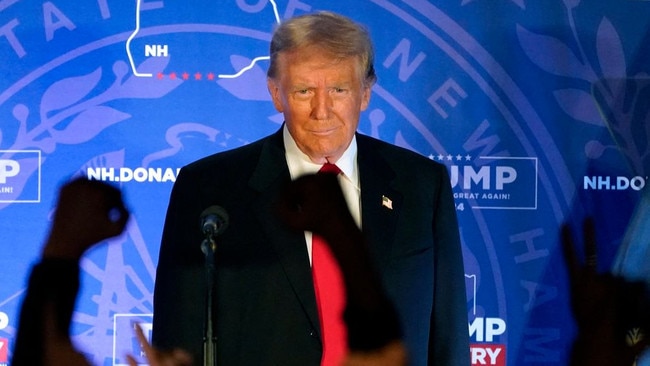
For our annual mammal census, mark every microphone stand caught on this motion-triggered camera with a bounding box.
[202,236,218,366]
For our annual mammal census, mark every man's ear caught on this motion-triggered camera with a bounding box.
[360,84,372,111]
[267,78,284,112]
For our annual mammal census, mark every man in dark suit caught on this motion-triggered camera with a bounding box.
[152,11,469,366]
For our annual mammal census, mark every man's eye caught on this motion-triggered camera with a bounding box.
[293,89,311,99]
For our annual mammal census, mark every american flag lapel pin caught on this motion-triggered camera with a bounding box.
[381,195,393,210]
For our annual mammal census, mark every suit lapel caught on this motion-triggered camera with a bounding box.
[357,135,403,269]
[248,129,321,334]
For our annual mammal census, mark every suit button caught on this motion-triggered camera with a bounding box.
[309,329,317,338]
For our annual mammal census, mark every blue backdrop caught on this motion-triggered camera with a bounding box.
[1,1,649,365]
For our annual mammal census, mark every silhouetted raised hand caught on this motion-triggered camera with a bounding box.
[562,218,650,366]
[278,173,407,365]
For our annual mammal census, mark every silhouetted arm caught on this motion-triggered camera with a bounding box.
[278,173,406,364]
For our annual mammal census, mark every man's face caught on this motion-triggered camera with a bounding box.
[267,48,371,164]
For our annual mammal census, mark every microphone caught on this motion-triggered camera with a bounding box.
[200,205,229,240]
[199,206,227,366]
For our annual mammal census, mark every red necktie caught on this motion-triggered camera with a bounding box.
[313,163,347,365]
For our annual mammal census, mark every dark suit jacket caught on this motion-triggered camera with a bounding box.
[152,128,469,366]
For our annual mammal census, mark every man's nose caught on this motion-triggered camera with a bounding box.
[310,90,332,120]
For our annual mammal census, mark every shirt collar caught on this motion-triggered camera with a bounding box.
[283,124,358,184]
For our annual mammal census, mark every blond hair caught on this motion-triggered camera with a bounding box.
[267,11,376,86]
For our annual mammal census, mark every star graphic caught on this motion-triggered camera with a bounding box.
[156,72,164,79]
[446,155,453,161]
[194,72,203,80]
[169,72,177,80]
[182,72,190,80]
[465,155,472,161]
[456,154,463,161]
[437,154,445,161]
[207,72,216,80]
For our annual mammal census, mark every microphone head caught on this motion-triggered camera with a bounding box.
[200,205,229,237]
